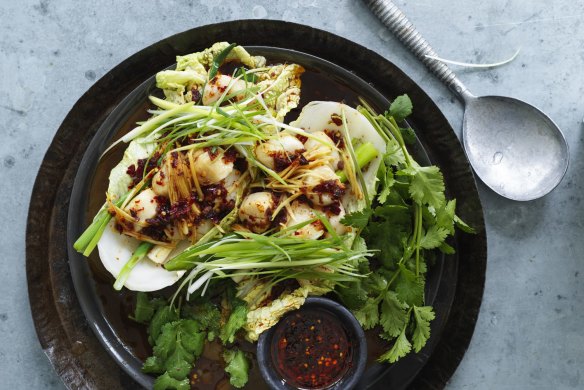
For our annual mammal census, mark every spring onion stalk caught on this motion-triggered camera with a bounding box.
[336,142,378,183]
[164,217,373,296]
[340,108,370,207]
[165,234,238,271]
[73,192,130,256]
[106,89,266,157]
[99,103,196,157]
[113,241,154,290]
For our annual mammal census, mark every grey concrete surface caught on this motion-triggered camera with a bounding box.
[1,0,583,389]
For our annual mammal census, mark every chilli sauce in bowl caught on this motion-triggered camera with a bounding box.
[257,297,367,390]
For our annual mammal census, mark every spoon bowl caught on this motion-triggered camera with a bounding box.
[463,95,568,201]
[366,0,569,200]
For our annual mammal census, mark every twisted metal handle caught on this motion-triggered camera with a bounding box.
[366,0,472,100]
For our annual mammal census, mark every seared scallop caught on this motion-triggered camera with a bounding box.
[238,191,276,233]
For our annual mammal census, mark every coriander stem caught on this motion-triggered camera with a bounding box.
[414,203,423,276]
[380,116,412,166]
[374,269,402,304]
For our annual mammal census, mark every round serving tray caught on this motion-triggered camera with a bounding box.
[26,20,486,390]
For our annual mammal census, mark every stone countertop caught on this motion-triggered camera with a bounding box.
[1,0,582,389]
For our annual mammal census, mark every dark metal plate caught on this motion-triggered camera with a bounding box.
[26,20,486,390]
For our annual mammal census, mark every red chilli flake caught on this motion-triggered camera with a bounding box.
[323,202,342,216]
[272,152,308,172]
[191,87,202,103]
[171,152,179,168]
[330,114,343,126]
[324,129,344,148]
[191,184,235,223]
[145,196,171,226]
[313,180,346,200]
[169,198,191,221]
[296,134,308,144]
[126,153,160,188]
[271,309,352,389]
[222,148,238,163]
[272,152,294,172]
[233,157,248,173]
[298,154,309,166]
[204,146,220,161]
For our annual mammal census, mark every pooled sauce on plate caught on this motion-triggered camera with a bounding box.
[271,309,351,389]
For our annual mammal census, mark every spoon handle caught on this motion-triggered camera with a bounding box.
[365,0,472,101]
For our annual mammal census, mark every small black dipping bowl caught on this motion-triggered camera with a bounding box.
[257,297,367,390]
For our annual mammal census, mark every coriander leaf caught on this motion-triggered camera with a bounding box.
[404,251,432,275]
[403,165,446,210]
[182,299,221,341]
[341,208,373,229]
[419,225,450,250]
[378,184,392,205]
[377,324,412,363]
[379,291,409,338]
[454,214,476,233]
[391,177,413,204]
[395,264,424,307]
[399,126,417,145]
[153,372,190,390]
[366,222,408,269]
[364,205,411,269]
[405,254,427,275]
[388,94,413,122]
[379,331,396,341]
[336,281,369,310]
[377,162,395,204]
[383,141,407,167]
[143,356,164,374]
[220,301,248,345]
[435,200,456,235]
[353,236,369,254]
[153,320,205,362]
[439,242,456,255]
[363,272,388,294]
[153,323,178,362]
[412,306,435,352]
[224,349,250,388]
[373,204,411,220]
[149,305,180,345]
[165,349,192,380]
[179,320,206,357]
[148,320,206,382]
[353,297,380,330]
[132,292,167,324]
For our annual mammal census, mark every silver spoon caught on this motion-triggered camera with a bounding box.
[365,0,569,201]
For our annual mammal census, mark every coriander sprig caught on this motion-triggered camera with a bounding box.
[340,94,474,364]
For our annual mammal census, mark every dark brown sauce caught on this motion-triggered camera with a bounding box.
[84,64,379,389]
[284,70,361,123]
[271,309,351,389]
